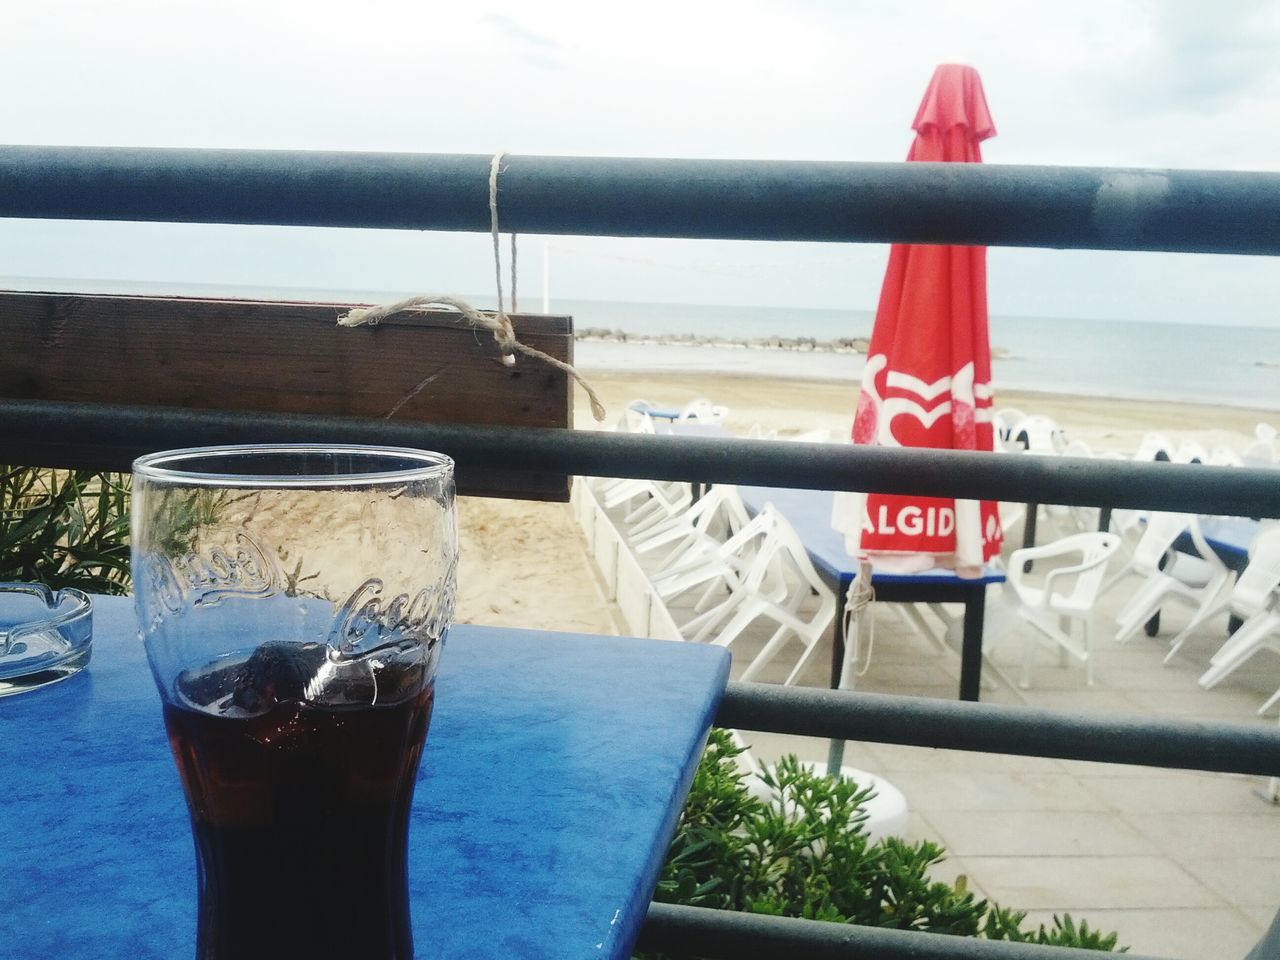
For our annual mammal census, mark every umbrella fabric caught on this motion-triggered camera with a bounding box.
[835,64,1002,576]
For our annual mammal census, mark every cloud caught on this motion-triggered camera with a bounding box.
[482,11,563,70]
[1131,0,1280,111]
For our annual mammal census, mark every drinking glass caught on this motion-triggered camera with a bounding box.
[131,445,457,960]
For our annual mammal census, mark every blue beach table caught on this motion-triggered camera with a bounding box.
[1193,515,1261,571]
[738,486,1005,703]
[0,596,730,960]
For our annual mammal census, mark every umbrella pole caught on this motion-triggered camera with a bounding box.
[828,561,874,776]
[827,584,850,775]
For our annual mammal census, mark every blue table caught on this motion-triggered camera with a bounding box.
[738,486,1005,703]
[0,596,730,960]
[627,401,680,422]
[1195,516,1261,570]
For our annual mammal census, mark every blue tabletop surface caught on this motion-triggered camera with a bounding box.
[738,486,1005,588]
[0,596,730,959]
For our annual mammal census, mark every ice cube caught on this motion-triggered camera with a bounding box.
[230,641,329,713]
[302,641,427,707]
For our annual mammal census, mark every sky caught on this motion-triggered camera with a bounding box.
[2,0,1279,328]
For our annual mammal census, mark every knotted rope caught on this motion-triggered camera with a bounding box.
[338,152,606,422]
[842,558,877,682]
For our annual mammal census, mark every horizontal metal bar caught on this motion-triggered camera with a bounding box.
[638,903,1171,960]
[1,399,1277,519]
[2,146,1279,255]
[717,682,1280,777]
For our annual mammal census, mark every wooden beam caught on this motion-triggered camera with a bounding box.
[0,290,576,500]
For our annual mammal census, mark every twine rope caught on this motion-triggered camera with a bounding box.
[489,151,507,318]
[338,152,606,421]
[842,561,877,680]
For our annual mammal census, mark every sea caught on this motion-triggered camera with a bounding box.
[4,278,1277,411]
[559,298,1279,411]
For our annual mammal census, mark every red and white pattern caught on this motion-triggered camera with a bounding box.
[832,64,1003,575]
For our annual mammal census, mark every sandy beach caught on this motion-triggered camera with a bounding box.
[455,369,1276,632]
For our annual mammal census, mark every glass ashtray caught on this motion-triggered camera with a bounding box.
[0,583,93,696]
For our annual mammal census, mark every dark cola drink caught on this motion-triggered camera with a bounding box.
[163,642,433,960]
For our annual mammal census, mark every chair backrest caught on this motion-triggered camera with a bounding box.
[1183,516,1230,575]
[1243,438,1279,463]
[1245,425,1279,463]
[741,505,835,615]
[1134,432,1174,462]
[1173,440,1208,464]
[1208,446,1244,467]
[788,428,832,443]
[1060,438,1094,459]
[994,407,1026,441]
[1232,525,1280,618]
[1047,532,1123,612]
[1013,415,1067,455]
[1131,512,1194,576]
[624,402,658,433]
[692,485,752,542]
[655,507,776,588]
[677,398,729,424]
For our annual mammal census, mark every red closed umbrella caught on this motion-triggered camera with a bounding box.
[835,64,1002,576]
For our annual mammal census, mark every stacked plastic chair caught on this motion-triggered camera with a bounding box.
[1112,513,1233,650]
[1197,525,1280,712]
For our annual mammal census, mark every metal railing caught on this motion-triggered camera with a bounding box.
[2,146,1280,254]
[1,146,1277,960]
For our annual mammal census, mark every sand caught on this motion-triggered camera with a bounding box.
[452,369,1276,632]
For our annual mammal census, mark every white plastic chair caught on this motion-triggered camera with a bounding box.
[707,506,837,686]
[1208,446,1245,467]
[1047,439,1099,534]
[1133,432,1175,462]
[676,398,729,424]
[630,485,751,569]
[1243,437,1279,463]
[621,481,694,538]
[1005,532,1122,687]
[1112,514,1233,648]
[651,509,781,640]
[993,407,1027,451]
[787,428,832,443]
[1010,414,1068,455]
[1197,526,1280,703]
[622,399,659,432]
[1243,424,1279,463]
[1163,520,1279,664]
[1098,504,1149,596]
[1173,440,1209,465]
[600,479,692,535]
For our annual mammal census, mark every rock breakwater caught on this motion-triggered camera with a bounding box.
[575,327,872,354]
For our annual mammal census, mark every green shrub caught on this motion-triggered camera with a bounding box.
[0,466,131,594]
[643,729,1124,956]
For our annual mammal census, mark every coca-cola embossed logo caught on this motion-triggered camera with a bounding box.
[327,577,450,654]
[145,532,280,613]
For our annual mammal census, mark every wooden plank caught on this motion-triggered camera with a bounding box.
[0,291,576,500]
